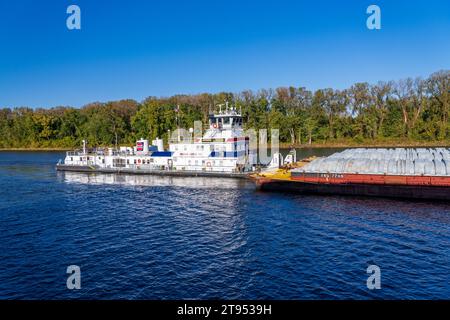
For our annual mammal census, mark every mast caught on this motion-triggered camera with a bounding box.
[176,104,180,142]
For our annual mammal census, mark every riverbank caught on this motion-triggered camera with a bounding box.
[281,140,450,149]
[1,140,450,151]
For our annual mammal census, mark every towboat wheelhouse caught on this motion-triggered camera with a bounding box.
[170,106,254,172]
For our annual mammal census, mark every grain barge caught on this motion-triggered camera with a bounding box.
[252,148,450,201]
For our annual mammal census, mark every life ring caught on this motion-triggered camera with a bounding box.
[212,123,217,129]
[138,159,141,164]
[206,162,212,167]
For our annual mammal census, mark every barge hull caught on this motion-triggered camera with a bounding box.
[56,164,248,179]
[256,179,450,201]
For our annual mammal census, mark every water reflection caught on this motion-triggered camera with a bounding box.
[58,171,251,252]
[58,171,252,189]
[293,194,450,223]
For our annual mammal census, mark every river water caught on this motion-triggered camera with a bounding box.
[0,150,449,299]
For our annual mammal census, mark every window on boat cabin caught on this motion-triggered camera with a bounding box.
[134,159,137,164]
[223,117,230,125]
[102,159,105,164]
[127,159,129,164]
[80,157,82,161]
[70,157,73,161]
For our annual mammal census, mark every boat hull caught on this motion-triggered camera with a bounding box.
[255,178,450,201]
[56,164,248,179]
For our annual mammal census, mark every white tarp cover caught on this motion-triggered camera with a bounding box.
[293,148,450,176]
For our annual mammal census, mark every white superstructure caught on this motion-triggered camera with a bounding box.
[61,106,257,174]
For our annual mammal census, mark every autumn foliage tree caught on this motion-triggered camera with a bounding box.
[0,70,448,148]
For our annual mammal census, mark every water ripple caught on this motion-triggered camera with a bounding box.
[0,152,449,299]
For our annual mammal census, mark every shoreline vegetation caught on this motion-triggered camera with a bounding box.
[0,70,448,150]
[2,139,450,151]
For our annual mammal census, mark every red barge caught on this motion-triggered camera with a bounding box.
[252,148,450,201]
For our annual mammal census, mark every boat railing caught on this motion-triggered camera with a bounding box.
[66,149,108,156]
[168,138,195,144]
[66,151,85,156]
[111,150,131,156]
[126,164,169,171]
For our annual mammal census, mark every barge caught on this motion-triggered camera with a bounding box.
[252,148,450,201]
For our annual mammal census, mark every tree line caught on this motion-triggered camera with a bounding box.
[0,70,448,149]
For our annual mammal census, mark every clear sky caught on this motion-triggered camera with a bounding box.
[0,0,449,108]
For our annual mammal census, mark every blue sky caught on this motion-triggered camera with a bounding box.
[0,0,449,108]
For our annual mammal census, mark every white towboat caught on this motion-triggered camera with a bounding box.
[56,106,265,178]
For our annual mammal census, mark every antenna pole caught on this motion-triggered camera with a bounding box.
[177,104,180,142]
